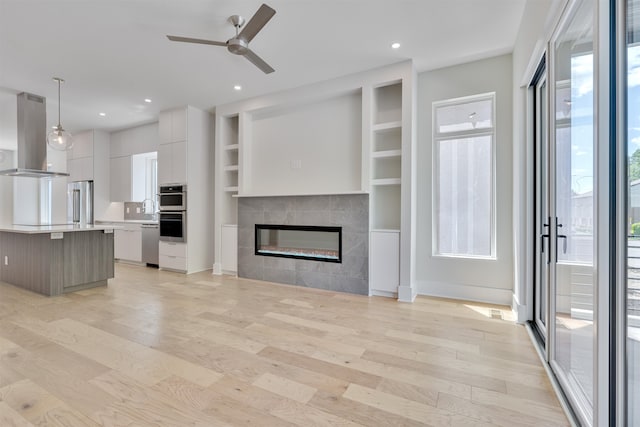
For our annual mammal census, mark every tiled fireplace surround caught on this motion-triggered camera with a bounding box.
[238,194,369,295]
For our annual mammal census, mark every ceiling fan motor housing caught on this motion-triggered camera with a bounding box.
[227,38,249,55]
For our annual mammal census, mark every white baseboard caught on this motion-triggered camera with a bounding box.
[512,294,528,324]
[398,285,417,302]
[370,289,397,298]
[213,263,222,275]
[416,280,512,306]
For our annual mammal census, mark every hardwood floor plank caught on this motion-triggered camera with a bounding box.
[89,370,231,427]
[253,372,317,403]
[386,329,480,353]
[311,349,472,399]
[0,346,117,417]
[375,378,439,407]
[471,387,569,424]
[342,383,451,425]
[362,349,507,393]
[0,401,34,427]
[437,392,569,427]
[0,379,100,427]
[257,346,382,389]
[265,312,357,335]
[309,389,431,427]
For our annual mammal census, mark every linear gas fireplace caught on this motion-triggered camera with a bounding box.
[255,224,342,263]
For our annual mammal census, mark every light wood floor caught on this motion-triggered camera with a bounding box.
[0,264,569,426]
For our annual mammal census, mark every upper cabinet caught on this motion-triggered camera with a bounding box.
[67,131,96,182]
[159,108,187,145]
[109,123,159,202]
[157,141,186,185]
[158,108,188,184]
[66,130,110,219]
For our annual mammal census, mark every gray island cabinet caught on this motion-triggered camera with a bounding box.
[0,225,116,296]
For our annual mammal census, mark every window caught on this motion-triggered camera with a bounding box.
[433,93,495,258]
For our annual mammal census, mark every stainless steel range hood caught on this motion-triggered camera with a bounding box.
[0,92,69,178]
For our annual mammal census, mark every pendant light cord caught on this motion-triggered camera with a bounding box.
[57,79,61,128]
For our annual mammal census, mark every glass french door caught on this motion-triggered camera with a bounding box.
[626,0,640,423]
[534,65,550,343]
[532,0,596,424]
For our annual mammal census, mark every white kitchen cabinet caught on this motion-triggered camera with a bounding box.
[114,224,142,262]
[157,144,171,185]
[68,156,93,182]
[172,108,187,142]
[159,110,172,145]
[172,141,187,183]
[159,241,187,271]
[159,108,187,145]
[109,156,132,202]
[369,230,400,295]
[67,131,93,160]
[157,141,186,185]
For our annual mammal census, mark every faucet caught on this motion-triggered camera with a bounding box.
[142,198,157,219]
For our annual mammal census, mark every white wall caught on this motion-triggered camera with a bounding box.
[416,54,514,305]
[249,93,362,195]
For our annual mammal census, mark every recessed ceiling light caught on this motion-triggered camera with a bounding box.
[144,98,152,103]
[234,85,242,91]
[391,42,401,49]
[99,112,106,117]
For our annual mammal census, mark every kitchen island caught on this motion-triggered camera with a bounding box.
[0,224,117,296]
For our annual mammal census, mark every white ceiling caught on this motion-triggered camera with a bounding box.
[0,0,526,134]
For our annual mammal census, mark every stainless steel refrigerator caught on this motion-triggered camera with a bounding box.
[67,180,94,224]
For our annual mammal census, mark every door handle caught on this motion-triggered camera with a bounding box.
[540,218,550,264]
[556,219,567,262]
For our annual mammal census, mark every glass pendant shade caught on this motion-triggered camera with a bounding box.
[47,77,73,151]
[47,126,73,151]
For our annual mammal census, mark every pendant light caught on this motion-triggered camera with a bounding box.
[47,77,73,151]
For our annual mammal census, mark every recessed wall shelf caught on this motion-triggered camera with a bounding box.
[224,144,239,151]
[372,121,402,132]
[372,149,401,158]
[224,186,239,193]
[371,178,401,186]
[224,165,239,171]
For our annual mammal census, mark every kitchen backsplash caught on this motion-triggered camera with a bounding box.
[124,202,155,221]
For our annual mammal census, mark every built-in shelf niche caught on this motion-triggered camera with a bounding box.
[373,126,402,152]
[370,81,402,231]
[222,114,240,225]
[371,184,401,230]
[373,82,402,125]
[372,156,401,180]
[222,115,239,198]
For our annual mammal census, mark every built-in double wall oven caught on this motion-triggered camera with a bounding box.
[159,184,186,242]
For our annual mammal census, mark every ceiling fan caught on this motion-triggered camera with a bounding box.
[167,3,276,74]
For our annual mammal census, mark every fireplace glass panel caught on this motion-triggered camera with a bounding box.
[255,225,342,263]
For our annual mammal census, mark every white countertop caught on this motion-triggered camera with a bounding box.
[0,224,122,234]
[96,219,158,225]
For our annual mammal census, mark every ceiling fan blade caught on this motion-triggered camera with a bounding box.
[244,49,275,74]
[238,3,276,43]
[166,35,227,46]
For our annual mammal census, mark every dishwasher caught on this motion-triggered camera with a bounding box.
[141,223,159,267]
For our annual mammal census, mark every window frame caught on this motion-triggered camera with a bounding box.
[432,92,497,259]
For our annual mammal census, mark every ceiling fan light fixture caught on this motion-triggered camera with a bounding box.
[234,85,242,91]
[391,42,401,49]
[47,77,73,151]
